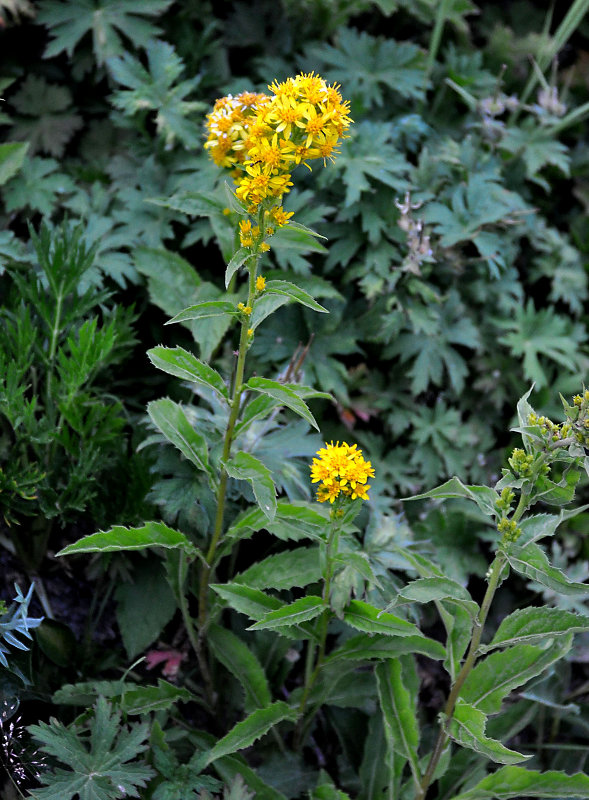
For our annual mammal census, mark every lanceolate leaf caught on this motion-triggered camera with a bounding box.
[207,624,271,712]
[438,600,473,682]
[342,600,424,638]
[211,584,284,620]
[404,476,498,518]
[122,680,193,715]
[147,190,225,217]
[56,522,197,557]
[225,247,255,288]
[147,398,215,484]
[395,577,478,617]
[460,637,573,714]
[481,607,589,652]
[505,542,589,596]
[450,766,589,800]
[375,660,420,781]
[245,377,320,430]
[148,345,229,400]
[264,280,328,313]
[224,451,277,521]
[247,596,325,631]
[204,702,298,765]
[447,699,531,765]
[327,633,445,662]
[211,583,318,641]
[165,300,238,325]
[234,546,322,591]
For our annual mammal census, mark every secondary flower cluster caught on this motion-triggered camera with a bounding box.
[204,73,351,212]
[310,442,374,504]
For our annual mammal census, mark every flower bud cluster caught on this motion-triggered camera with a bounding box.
[498,516,522,544]
[495,486,515,513]
[507,448,534,477]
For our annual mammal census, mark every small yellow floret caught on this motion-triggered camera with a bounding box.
[256,276,266,291]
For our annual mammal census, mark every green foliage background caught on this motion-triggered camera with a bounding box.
[2,0,589,797]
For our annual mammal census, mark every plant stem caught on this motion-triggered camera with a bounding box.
[179,550,215,705]
[295,514,340,745]
[197,251,260,633]
[416,552,506,800]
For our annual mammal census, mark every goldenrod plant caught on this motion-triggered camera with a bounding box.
[3,2,589,799]
[43,73,589,800]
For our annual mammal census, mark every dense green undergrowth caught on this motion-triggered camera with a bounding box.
[2,0,589,798]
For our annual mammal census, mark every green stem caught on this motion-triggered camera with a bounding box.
[416,552,506,800]
[197,247,261,633]
[295,514,340,745]
[424,0,451,92]
[179,551,215,705]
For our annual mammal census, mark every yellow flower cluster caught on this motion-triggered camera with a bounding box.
[310,442,374,504]
[204,73,351,212]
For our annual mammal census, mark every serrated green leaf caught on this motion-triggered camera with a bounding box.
[147,190,226,217]
[342,600,423,637]
[247,596,324,631]
[482,608,589,652]
[148,345,229,400]
[208,624,271,712]
[395,577,478,617]
[438,600,473,682]
[56,522,197,557]
[147,398,214,484]
[375,660,420,780]
[224,451,277,521]
[505,542,589,596]
[122,680,192,715]
[450,766,589,800]
[447,699,531,764]
[333,552,380,587]
[245,377,319,430]
[326,633,445,662]
[460,637,572,714]
[226,248,255,288]
[211,584,283,620]
[204,702,297,765]
[404,476,498,518]
[234,546,322,591]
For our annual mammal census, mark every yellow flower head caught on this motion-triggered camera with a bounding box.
[256,275,266,291]
[270,206,294,227]
[204,91,270,168]
[239,219,254,248]
[204,73,351,211]
[310,441,374,504]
